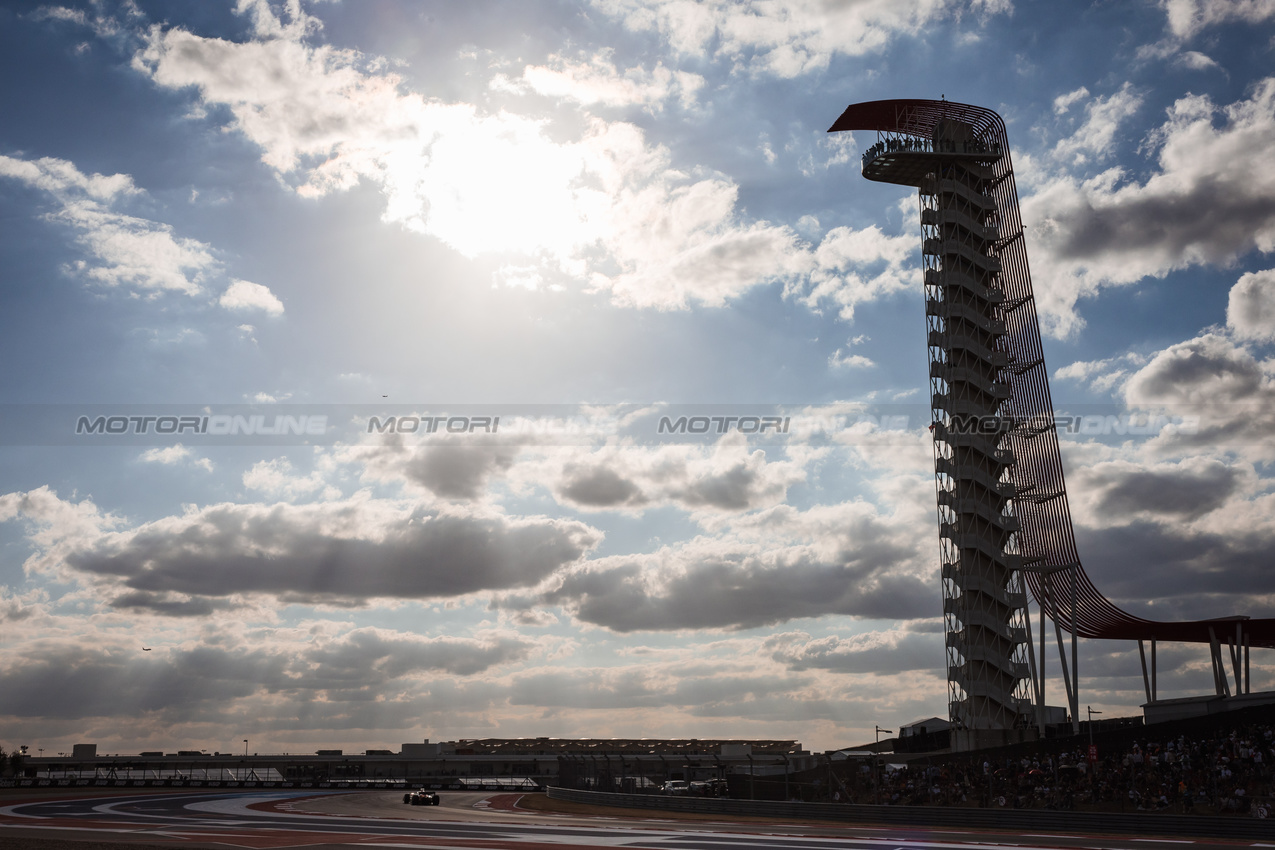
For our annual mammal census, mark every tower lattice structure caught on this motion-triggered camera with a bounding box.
[830,100,1275,750]
[831,101,1048,749]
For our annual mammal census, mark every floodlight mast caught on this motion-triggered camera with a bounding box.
[829,100,1070,750]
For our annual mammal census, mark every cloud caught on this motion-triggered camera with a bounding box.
[590,0,1010,78]
[558,463,649,508]
[139,444,214,472]
[501,649,866,720]
[587,176,815,310]
[1041,274,1275,622]
[1053,86,1089,115]
[829,351,875,369]
[1053,352,1148,394]
[300,627,536,679]
[1051,83,1143,166]
[29,5,121,39]
[341,440,521,501]
[1158,0,1275,40]
[527,500,931,631]
[130,4,909,314]
[242,457,338,500]
[787,225,918,321]
[1074,513,1275,622]
[764,628,942,673]
[1069,456,1247,524]
[1023,80,1275,335]
[344,433,815,515]
[0,625,533,720]
[547,442,812,513]
[0,485,123,549]
[1,489,599,610]
[1177,50,1220,71]
[1124,332,1266,408]
[400,445,520,501]
[1227,268,1275,340]
[0,154,277,309]
[0,155,216,296]
[219,279,284,315]
[1116,330,1275,459]
[500,51,704,110]
[139,444,191,465]
[1047,445,1275,625]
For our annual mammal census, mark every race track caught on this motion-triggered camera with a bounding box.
[0,789,1266,850]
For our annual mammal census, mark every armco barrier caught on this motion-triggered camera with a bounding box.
[545,787,1271,840]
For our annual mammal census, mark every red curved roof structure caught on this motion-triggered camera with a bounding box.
[830,99,1275,650]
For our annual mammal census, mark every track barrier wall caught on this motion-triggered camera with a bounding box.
[545,786,1272,840]
[0,777,538,792]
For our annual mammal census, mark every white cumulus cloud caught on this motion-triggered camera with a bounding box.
[220,279,284,315]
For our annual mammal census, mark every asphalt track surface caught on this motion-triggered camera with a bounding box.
[0,789,1269,850]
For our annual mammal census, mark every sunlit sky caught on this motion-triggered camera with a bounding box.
[3,0,1275,756]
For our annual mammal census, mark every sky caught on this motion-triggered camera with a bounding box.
[2,0,1275,757]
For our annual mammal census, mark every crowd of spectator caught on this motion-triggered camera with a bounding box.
[834,720,1272,816]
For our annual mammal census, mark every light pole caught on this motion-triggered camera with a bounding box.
[1086,706,1102,791]
[1086,706,1101,749]
[873,727,892,805]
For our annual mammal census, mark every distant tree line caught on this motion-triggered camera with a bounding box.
[0,745,25,777]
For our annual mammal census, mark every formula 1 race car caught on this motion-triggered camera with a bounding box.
[403,789,440,806]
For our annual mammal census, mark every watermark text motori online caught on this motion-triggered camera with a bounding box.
[76,414,328,436]
[71,410,1197,440]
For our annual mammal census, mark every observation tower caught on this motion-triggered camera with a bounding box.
[829,99,1275,751]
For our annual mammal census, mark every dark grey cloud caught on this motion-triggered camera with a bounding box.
[1122,333,1275,450]
[673,461,768,510]
[1076,520,1275,618]
[539,520,929,632]
[302,629,534,679]
[557,464,648,507]
[0,629,529,720]
[1054,181,1275,266]
[110,591,234,617]
[1088,462,1243,520]
[0,644,284,719]
[0,596,37,623]
[552,449,801,513]
[403,445,519,500]
[62,500,598,608]
[1125,333,1263,405]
